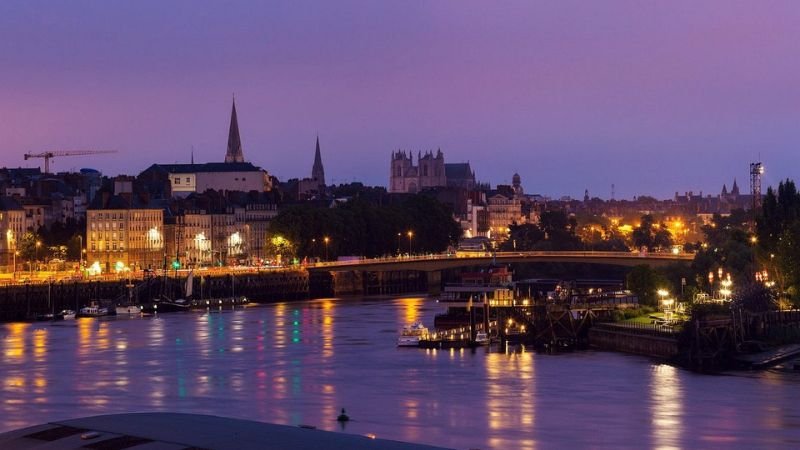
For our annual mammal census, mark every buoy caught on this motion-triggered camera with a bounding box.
[337,408,350,422]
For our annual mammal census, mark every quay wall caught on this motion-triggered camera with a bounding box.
[0,269,427,322]
[589,323,680,359]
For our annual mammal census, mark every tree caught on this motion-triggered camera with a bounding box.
[626,265,670,307]
[632,214,673,251]
[499,224,544,251]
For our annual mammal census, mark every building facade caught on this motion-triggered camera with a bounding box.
[86,195,165,272]
[0,197,25,272]
[389,149,476,193]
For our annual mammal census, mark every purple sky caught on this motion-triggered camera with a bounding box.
[2,1,799,199]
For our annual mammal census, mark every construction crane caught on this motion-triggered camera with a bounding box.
[23,150,118,174]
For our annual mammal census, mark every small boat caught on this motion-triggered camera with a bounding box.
[58,310,76,320]
[116,305,143,315]
[397,322,429,347]
[78,304,112,318]
[474,331,490,346]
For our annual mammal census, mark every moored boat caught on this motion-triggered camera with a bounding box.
[78,304,113,318]
[397,322,429,347]
[58,310,76,320]
[116,305,143,315]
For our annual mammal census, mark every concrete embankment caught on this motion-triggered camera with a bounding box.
[588,322,680,359]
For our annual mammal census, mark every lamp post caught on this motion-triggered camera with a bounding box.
[407,231,413,255]
[35,240,41,274]
[324,236,330,261]
[657,289,669,314]
[13,251,18,280]
[396,233,401,256]
[78,235,83,269]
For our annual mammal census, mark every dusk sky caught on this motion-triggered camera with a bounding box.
[2,1,799,199]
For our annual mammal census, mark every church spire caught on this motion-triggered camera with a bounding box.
[312,135,325,186]
[225,97,244,163]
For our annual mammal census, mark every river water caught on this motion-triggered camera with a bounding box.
[1,296,799,449]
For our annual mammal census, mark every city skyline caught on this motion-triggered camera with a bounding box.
[2,1,799,198]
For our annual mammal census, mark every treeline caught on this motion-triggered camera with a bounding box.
[268,195,462,260]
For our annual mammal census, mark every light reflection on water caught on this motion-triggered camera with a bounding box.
[1,297,799,449]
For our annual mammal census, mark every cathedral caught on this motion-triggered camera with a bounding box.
[389,149,475,193]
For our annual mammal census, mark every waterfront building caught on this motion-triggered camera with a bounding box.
[389,149,475,194]
[0,197,25,272]
[86,193,165,272]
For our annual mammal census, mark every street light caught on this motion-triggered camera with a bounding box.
[657,289,671,319]
[396,233,401,256]
[35,240,41,273]
[407,231,413,255]
[324,236,330,261]
[78,235,83,269]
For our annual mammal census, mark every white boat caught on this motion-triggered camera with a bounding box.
[474,331,490,346]
[78,304,111,317]
[397,322,429,347]
[116,305,143,315]
[59,310,76,320]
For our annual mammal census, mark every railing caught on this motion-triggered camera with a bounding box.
[310,250,694,269]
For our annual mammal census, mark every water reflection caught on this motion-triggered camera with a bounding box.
[650,364,683,450]
[0,299,798,449]
[486,347,536,450]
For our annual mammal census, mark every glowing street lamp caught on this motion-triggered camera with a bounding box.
[35,240,41,272]
[407,230,413,255]
[324,236,330,261]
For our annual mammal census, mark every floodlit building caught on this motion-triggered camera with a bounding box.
[86,193,165,272]
[0,197,25,272]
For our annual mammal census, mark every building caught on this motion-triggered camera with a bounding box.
[138,99,272,198]
[86,193,165,272]
[389,150,446,193]
[389,149,476,194]
[298,136,327,199]
[487,193,524,241]
[0,197,25,272]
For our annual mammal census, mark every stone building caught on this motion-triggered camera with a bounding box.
[138,98,272,199]
[86,193,165,272]
[298,136,326,199]
[389,149,475,193]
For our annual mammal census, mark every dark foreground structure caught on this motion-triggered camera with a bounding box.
[0,413,453,450]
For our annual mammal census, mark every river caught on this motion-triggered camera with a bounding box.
[2,296,799,449]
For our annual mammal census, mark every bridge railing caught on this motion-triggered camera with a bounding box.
[309,250,694,269]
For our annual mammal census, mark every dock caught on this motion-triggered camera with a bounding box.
[734,344,800,369]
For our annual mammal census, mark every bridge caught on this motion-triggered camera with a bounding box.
[307,251,694,273]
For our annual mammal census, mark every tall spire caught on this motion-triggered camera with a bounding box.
[312,135,325,186]
[225,97,244,163]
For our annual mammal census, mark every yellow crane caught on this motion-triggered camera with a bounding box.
[23,150,117,174]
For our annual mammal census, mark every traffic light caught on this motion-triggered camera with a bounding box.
[172,260,181,270]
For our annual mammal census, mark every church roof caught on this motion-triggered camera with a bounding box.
[147,162,263,174]
[444,163,473,179]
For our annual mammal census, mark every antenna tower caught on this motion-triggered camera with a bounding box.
[750,162,763,211]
